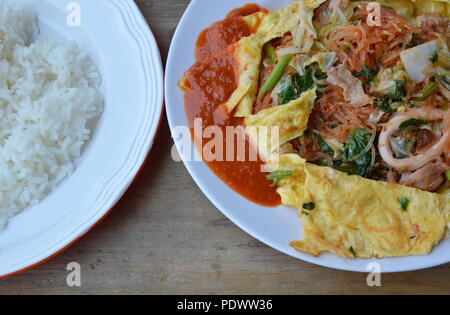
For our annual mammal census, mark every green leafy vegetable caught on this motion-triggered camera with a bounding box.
[342,129,374,178]
[315,67,328,80]
[279,66,315,105]
[349,247,357,258]
[378,98,397,113]
[279,78,298,105]
[377,80,406,113]
[294,67,315,93]
[303,202,315,210]
[386,80,407,101]
[264,43,277,63]
[266,170,293,187]
[400,197,410,211]
[413,83,438,101]
[258,54,294,98]
[317,134,334,156]
[399,119,428,132]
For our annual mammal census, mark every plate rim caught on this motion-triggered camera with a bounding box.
[165,0,449,274]
[0,0,164,279]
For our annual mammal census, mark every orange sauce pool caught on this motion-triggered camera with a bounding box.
[182,4,281,207]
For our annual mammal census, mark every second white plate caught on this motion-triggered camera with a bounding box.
[0,0,163,277]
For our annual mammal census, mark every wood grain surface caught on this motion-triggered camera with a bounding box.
[0,0,449,295]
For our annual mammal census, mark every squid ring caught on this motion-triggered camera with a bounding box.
[378,108,449,172]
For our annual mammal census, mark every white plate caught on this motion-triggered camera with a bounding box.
[165,0,450,273]
[0,0,163,277]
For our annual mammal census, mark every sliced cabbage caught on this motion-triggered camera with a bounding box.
[294,52,337,75]
[436,39,450,72]
[307,52,338,71]
[390,136,415,159]
[293,0,327,53]
[372,62,407,95]
[435,40,450,91]
[318,1,358,38]
[400,40,438,82]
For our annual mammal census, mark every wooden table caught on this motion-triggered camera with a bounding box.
[1,0,449,295]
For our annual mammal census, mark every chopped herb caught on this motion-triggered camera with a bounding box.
[264,43,277,63]
[413,83,438,101]
[317,134,335,156]
[429,51,439,63]
[349,247,357,257]
[353,64,379,84]
[303,202,315,210]
[258,54,294,98]
[302,211,309,216]
[266,170,293,187]
[353,65,377,78]
[446,170,450,182]
[400,197,410,211]
[399,119,428,132]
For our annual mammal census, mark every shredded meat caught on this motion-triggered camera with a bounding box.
[327,64,374,106]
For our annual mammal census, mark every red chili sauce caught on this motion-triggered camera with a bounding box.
[183,4,280,207]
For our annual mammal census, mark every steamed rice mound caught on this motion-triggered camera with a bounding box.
[0,1,103,228]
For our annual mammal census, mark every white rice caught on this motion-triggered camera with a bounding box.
[0,1,103,229]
